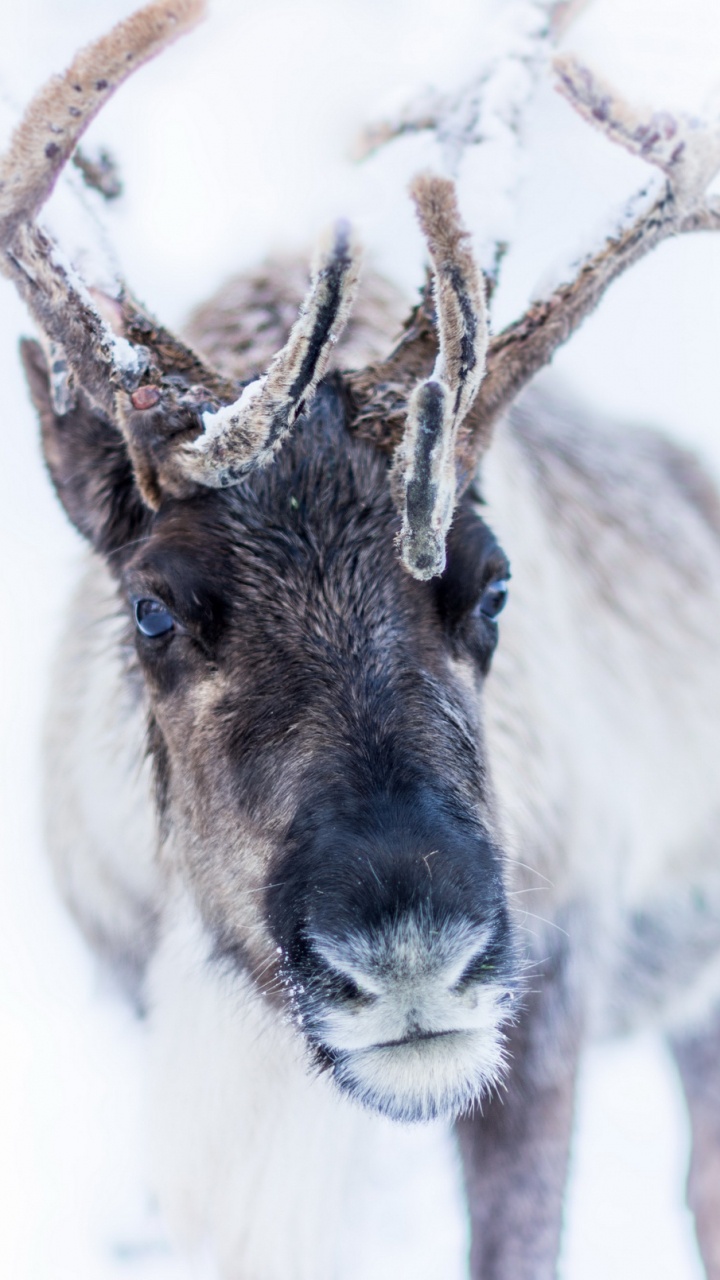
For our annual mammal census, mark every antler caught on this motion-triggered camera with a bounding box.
[179,222,361,488]
[1,0,360,509]
[458,57,720,465]
[393,175,487,579]
[0,0,216,420]
[349,56,720,564]
[353,0,591,178]
[9,1,720,582]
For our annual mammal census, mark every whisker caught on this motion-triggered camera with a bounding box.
[511,908,570,939]
[503,857,553,887]
[252,952,281,981]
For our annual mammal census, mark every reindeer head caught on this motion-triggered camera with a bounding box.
[5,0,720,1121]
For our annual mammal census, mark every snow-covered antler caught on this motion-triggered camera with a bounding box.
[349,56,720,517]
[180,222,361,488]
[455,56,720,466]
[353,0,586,178]
[554,55,720,201]
[393,175,487,579]
[0,0,214,424]
[1,0,360,508]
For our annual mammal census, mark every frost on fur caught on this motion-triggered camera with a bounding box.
[398,380,454,579]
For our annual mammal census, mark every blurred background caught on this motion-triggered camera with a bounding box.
[1,0,719,1275]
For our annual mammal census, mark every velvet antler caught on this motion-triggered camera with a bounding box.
[0,0,360,508]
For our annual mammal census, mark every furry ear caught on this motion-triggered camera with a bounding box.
[21,337,150,558]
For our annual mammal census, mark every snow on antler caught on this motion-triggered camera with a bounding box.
[454,58,720,464]
[355,0,580,175]
[349,50,720,493]
[181,222,362,487]
[347,0,601,351]
[394,174,488,579]
[0,0,362,509]
[554,54,720,204]
[0,0,213,423]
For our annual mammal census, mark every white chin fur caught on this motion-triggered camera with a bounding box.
[330,1027,507,1122]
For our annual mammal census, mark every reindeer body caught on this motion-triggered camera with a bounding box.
[5,3,720,1276]
[40,266,720,1280]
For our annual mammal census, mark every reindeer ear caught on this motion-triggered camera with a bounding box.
[21,338,149,557]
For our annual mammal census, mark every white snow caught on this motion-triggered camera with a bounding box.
[1,1,719,1277]
[107,331,149,380]
[530,176,665,302]
[197,376,266,444]
[47,239,147,381]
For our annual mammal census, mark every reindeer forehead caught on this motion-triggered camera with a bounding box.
[126,399,420,619]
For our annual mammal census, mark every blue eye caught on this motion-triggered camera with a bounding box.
[477,578,509,620]
[134,598,175,637]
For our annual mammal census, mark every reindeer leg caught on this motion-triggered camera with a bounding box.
[455,945,583,1280]
[669,1008,720,1279]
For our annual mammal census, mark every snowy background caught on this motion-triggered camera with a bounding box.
[1,0,720,1276]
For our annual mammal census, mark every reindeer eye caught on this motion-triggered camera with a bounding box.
[477,578,509,620]
[134,598,175,637]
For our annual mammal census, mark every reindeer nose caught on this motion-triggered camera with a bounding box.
[301,908,514,1121]
[266,788,513,1034]
[312,915,497,1008]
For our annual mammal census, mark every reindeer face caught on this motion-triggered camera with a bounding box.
[8,0,519,1124]
[7,0,719,1135]
[106,384,514,1120]
[16,136,517,1122]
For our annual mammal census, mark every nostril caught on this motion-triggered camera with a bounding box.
[451,949,497,993]
[333,973,377,1007]
[309,936,381,1005]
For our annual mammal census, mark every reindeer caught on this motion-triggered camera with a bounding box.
[3,1,720,1276]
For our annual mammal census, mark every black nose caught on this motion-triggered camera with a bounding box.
[265,787,509,980]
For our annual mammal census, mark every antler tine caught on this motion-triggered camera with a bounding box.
[353,0,591,165]
[345,0,590,451]
[394,174,487,580]
[553,55,720,202]
[455,57,720,466]
[0,0,205,238]
[177,221,362,488]
[350,53,720,505]
[0,0,212,420]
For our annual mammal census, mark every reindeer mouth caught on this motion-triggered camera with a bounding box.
[374,1029,461,1049]
[288,913,516,1120]
[327,1025,506,1122]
